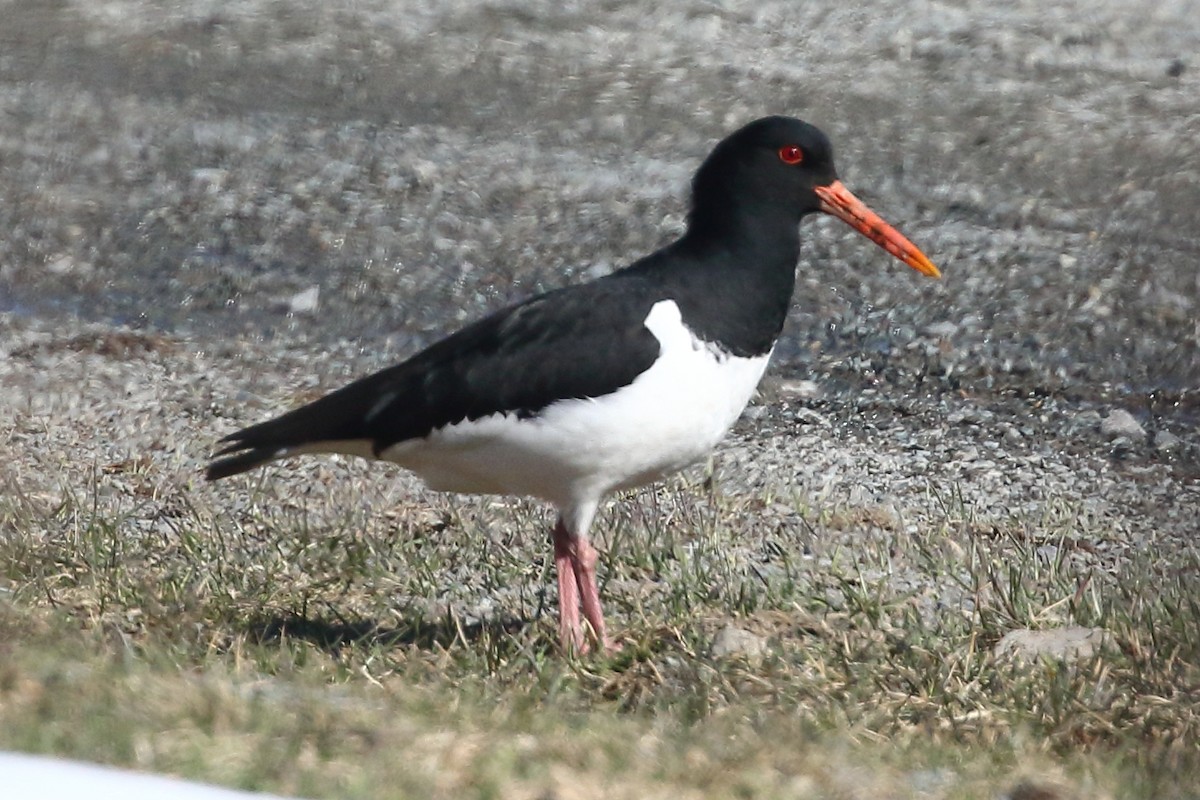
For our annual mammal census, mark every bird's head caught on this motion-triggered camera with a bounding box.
[691,116,940,278]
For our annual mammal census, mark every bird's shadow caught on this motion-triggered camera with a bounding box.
[243,608,535,653]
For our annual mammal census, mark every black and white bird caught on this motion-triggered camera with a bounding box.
[206,116,940,654]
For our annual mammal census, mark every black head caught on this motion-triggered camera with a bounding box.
[689,116,840,230]
[687,116,940,278]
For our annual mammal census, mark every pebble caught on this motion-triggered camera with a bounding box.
[1100,409,1145,441]
[1153,430,1181,451]
[923,321,958,339]
[994,627,1110,662]
[710,625,769,660]
[776,379,822,400]
[1067,410,1103,435]
[287,286,321,315]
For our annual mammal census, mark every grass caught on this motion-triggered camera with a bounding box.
[1,456,1198,799]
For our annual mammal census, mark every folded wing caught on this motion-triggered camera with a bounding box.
[205,276,663,480]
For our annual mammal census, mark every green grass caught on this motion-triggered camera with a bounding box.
[1,459,1197,799]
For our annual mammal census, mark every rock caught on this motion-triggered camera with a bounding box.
[742,405,768,421]
[994,627,1109,662]
[584,260,614,279]
[793,407,832,427]
[1108,435,1136,456]
[1099,409,1144,440]
[776,379,821,400]
[288,285,320,315]
[710,625,768,660]
[1154,430,1181,451]
[923,321,959,338]
[1066,410,1102,435]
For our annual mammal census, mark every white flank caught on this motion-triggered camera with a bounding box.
[380,299,771,510]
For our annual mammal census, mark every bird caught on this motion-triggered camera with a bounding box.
[205,116,940,654]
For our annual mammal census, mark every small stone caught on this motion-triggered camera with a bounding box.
[994,627,1109,662]
[793,407,832,427]
[923,321,958,338]
[1109,435,1136,455]
[1154,431,1181,451]
[190,167,228,192]
[710,625,768,660]
[288,285,320,314]
[776,379,821,400]
[1067,410,1102,434]
[742,405,768,421]
[1099,409,1144,440]
[585,260,614,279]
[47,255,78,275]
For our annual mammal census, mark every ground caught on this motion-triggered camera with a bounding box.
[0,1,1198,798]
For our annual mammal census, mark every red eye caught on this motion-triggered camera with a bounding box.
[778,145,804,165]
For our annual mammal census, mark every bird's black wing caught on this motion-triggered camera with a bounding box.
[205,274,663,480]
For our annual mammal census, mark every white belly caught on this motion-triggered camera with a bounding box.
[379,300,771,508]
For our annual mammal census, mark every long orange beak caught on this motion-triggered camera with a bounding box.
[813,180,941,278]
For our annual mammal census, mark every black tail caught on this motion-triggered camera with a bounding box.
[206,443,288,481]
[205,374,390,481]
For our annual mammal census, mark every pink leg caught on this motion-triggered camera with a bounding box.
[552,518,584,652]
[573,537,616,652]
[551,517,618,654]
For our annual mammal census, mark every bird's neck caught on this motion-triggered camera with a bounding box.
[640,210,802,357]
[680,203,802,263]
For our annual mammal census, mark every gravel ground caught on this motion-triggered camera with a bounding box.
[2,0,1198,599]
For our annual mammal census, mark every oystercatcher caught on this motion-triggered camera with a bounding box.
[206,116,940,654]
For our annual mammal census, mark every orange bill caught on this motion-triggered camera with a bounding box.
[813,180,941,278]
